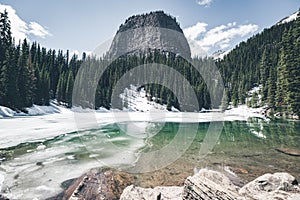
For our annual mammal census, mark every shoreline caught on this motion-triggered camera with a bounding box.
[0,102,268,150]
[47,166,300,200]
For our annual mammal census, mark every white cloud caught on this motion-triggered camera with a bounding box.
[199,23,258,49]
[184,21,258,57]
[196,0,213,7]
[183,22,207,40]
[184,23,208,57]
[28,22,51,39]
[0,4,51,42]
[186,37,207,58]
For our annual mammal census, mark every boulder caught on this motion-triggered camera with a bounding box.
[239,172,300,200]
[56,168,300,200]
[120,185,183,200]
[182,168,241,199]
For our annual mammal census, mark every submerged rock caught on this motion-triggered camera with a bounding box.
[50,168,134,200]
[275,147,300,156]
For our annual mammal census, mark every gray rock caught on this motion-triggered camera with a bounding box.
[107,11,191,60]
[58,168,300,200]
[239,172,300,200]
[182,168,241,199]
[120,185,183,200]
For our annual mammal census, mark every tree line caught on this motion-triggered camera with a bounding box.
[0,9,83,110]
[72,50,220,111]
[216,9,300,117]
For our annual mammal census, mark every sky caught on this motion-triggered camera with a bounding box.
[0,0,299,57]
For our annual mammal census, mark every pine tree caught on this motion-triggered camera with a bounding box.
[267,65,276,108]
[251,92,259,108]
[65,71,74,107]
[56,73,67,104]
[221,89,229,111]
[17,39,36,108]
[0,9,13,105]
[0,9,12,63]
[166,94,172,111]
[260,47,271,102]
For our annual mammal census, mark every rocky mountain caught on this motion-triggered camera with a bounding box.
[108,11,191,59]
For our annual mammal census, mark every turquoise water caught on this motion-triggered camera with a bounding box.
[140,118,300,183]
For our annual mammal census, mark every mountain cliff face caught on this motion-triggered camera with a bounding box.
[117,11,182,33]
[108,11,191,59]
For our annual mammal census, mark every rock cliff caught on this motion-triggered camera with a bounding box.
[107,11,191,59]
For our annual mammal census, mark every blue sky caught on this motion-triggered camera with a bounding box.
[0,0,299,56]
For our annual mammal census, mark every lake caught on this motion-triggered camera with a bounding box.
[0,116,299,199]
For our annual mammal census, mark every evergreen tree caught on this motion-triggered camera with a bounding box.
[0,9,13,105]
[260,47,271,102]
[17,39,36,108]
[221,89,229,111]
[0,9,12,63]
[251,92,259,108]
[0,46,18,108]
[267,65,276,108]
[65,70,74,107]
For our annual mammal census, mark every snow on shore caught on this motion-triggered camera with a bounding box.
[0,105,265,149]
[0,106,16,118]
[0,85,266,148]
[0,101,63,118]
[224,105,266,121]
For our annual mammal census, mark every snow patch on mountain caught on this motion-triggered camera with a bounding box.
[277,11,299,25]
[120,85,179,112]
[245,85,263,106]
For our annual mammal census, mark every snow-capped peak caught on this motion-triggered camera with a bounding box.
[277,11,299,25]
